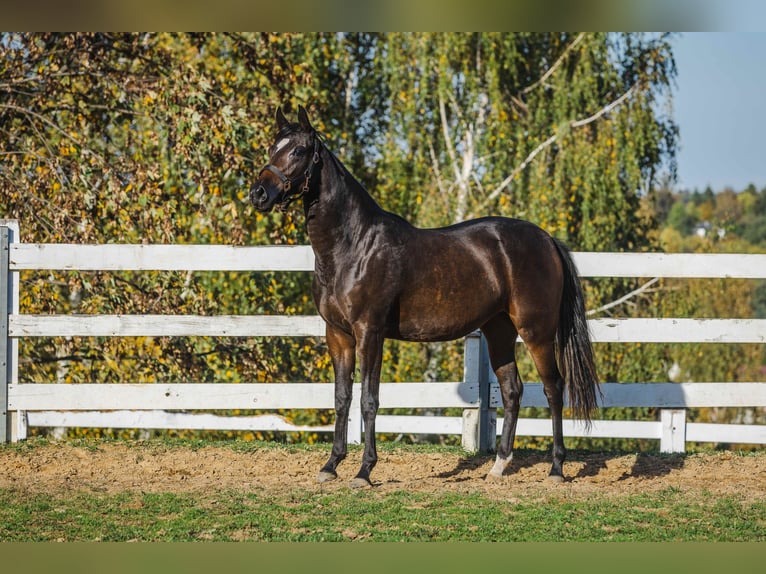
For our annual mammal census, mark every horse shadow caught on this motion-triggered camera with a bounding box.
[434,450,686,482]
[434,450,550,482]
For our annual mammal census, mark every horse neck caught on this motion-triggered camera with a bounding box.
[304,149,383,258]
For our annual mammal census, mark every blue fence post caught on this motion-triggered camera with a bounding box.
[0,220,21,442]
[461,331,496,452]
[0,225,9,442]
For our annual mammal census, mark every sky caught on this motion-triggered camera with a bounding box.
[670,32,766,192]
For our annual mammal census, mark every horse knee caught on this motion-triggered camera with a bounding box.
[360,395,379,420]
[335,393,353,413]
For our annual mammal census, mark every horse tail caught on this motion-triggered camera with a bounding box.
[552,238,601,426]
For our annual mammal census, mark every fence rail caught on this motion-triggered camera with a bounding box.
[10,242,766,277]
[8,315,766,342]
[2,219,765,452]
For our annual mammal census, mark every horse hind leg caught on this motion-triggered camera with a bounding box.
[481,315,522,479]
[526,341,567,482]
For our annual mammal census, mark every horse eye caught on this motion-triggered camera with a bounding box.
[292,146,307,157]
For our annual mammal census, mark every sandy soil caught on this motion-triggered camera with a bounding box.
[1,442,764,502]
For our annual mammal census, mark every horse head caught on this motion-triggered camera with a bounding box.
[249,105,321,212]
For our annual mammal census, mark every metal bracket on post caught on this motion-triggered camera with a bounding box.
[461,331,496,453]
[0,225,9,443]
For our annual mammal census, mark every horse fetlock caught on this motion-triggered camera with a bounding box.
[487,453,514,478]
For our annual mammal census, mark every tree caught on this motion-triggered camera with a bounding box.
[1,33,337,440]
[2,33,688,446]
[666,201,698,235]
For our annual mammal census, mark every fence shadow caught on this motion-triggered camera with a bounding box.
[616,452,685,481]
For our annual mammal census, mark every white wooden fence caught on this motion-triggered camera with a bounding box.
[2,218,766,453]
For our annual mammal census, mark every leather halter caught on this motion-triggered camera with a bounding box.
[258,136,322,211]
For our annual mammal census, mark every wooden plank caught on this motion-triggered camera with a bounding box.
[10,244,315,271]
[686,422,766,444]
[573,252,766,278]
[11,244,766,279]
[9,383,335,410]
[10,381,766,412]
[9,315,765,343]
[587,318,766,343]
[8,314,327,337]
[379,382,477,408]
[8,382,477,411]
[376,414,464,436]
[26,410,333,433]
[504,418,663,439]
[23,409,765,447]
[489,382,766,409]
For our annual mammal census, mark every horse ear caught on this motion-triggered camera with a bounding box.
[297,105,313,132]
[275,106,288,130]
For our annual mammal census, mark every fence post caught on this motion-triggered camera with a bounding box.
[461,331,496,452]
[0,220,22,443]
[660,408,686,453]
[348,383,362,445]
[0,225,9,442]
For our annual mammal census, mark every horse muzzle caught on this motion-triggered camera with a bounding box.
[249,183,278,212]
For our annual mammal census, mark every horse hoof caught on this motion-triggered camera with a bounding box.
[317,471,338,483]
[349,477,372,489]
[547,474,565,484]
[485,471,504,482]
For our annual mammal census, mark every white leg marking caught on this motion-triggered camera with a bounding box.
[489,453,513,477]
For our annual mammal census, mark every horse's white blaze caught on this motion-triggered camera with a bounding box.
[274,138,290,153]
[489,454,513,477]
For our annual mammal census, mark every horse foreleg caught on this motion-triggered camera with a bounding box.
[318,324,356,483]
[350,328,384,488]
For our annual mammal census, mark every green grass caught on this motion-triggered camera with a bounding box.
[1,438,764,542]
[1,486,763,542]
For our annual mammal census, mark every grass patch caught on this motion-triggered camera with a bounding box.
[1,486,763,542]
[2,438,764,542]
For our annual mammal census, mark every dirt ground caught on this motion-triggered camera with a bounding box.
[1,441,764,501]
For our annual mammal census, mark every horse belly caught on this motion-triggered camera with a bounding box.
[394,282,502,342]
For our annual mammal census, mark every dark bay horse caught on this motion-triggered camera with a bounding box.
[250,106,599,487]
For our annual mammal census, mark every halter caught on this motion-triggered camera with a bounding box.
[258,136,322,212]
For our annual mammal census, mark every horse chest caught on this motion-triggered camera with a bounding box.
[312,272,354,332]
[313,261,394,331]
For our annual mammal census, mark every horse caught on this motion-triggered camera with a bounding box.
[250,105,600,488]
